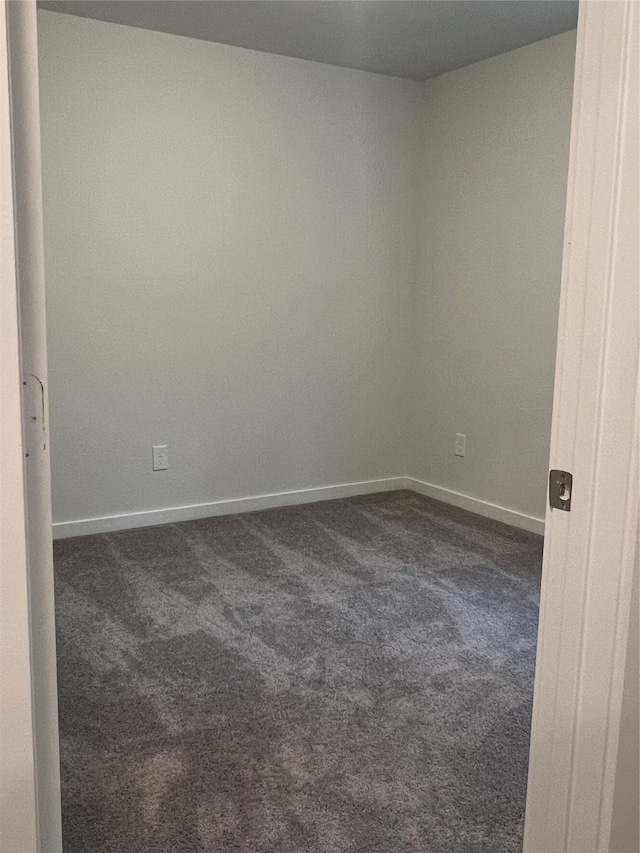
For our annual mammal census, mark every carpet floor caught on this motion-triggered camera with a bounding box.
[53,489,542,853]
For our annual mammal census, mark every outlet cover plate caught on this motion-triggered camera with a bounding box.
[152,445,168,471]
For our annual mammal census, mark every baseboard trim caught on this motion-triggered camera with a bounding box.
[405,478,545,536]
[51,477,409,539]
[52,475,544,540]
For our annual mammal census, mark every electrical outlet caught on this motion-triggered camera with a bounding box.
[455,433,466,457]
[152,445,169,471]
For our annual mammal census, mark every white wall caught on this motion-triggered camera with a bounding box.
[37,10,421,529]
[412,31,576,522]
[38,12,576,534]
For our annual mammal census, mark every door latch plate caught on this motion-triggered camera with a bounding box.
[549,469,573,511]
[22,373,46,463]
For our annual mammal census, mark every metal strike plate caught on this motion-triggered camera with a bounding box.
[549,469,573,511]
[22,373,46,463]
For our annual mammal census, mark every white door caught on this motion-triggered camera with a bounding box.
[0,2,637,852]
[1,2,62,852]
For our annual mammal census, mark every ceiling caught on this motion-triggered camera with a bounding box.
[37,1,578,81]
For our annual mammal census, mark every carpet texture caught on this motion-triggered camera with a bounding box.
[53,490,542,853]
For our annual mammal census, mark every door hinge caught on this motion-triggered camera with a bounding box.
[549,469,573,511]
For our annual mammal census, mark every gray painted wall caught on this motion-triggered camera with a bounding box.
[38,11,575,529]
[38,10,421,525]
[412,30,576,521]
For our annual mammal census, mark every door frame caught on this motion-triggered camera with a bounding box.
[524,1,638,850]
[0,1,40,849]
[0,1,637,851]
[3,3,61,852]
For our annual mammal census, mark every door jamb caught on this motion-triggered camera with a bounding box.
[0,1,39,849]
[524,1,639,850]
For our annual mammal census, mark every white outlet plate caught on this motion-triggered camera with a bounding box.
[455,433,466,457]
[152,445,169,471]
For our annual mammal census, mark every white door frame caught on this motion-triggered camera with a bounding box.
[0,1,39,848]
[1,1,62,851]
[4,2,62,852]
[523,1,638,850]
[0,2,637,852]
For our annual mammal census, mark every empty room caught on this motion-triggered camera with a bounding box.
[34,1,579,850]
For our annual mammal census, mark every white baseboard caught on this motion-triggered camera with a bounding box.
[51,477,409,539]
[52,475,544,540]
[405,477,545,536]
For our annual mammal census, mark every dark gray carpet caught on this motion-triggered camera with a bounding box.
[53,489,542,853]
